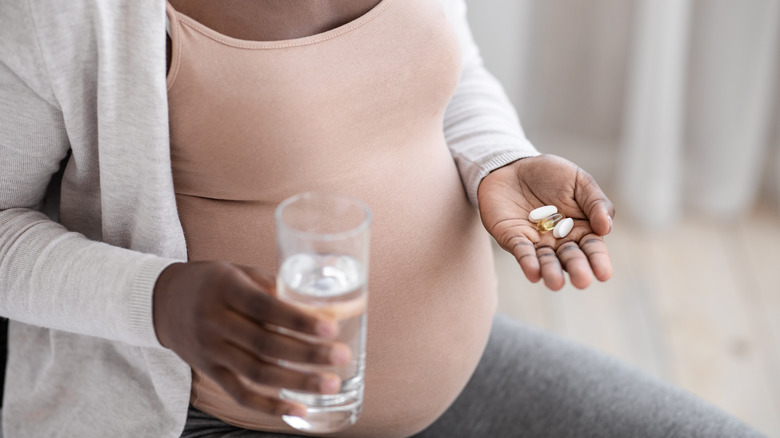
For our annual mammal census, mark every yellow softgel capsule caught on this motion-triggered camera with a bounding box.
[536,213,566,232]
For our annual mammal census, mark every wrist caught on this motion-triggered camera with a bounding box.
[152,262,187,349]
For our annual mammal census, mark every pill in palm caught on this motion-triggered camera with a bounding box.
[553,217,574,238]
[528,205,558,223]
[536,213,566,232]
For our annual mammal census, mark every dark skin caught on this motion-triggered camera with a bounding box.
[165,0,382,70]
[155,0,615,420]
[167,0,382,41]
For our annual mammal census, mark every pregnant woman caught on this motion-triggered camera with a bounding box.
[0,1,764,437]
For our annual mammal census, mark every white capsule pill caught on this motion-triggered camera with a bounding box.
[553,217,574,238]
[528,205,558,223]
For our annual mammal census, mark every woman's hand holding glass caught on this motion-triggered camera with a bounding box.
[152,261,351,418]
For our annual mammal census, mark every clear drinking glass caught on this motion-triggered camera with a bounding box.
[275,192,371,434]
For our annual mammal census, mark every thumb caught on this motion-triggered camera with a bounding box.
[575,169,615,236]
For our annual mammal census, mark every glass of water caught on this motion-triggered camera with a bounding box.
[275,192,371,434]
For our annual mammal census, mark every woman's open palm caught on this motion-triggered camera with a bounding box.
[478,154,615,290]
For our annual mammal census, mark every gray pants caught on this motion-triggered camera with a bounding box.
[182,314,766,438]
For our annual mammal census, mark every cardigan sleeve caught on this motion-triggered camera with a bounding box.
[0,1,176,349]
[441,0,539,207]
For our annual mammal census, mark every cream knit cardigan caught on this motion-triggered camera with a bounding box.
[0,0,537,436]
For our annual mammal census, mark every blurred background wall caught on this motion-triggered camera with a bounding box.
[464,0,780,436]
[466,0,780,228]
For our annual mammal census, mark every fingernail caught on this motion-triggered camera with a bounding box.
[320,374,341,394]
[330,344,352,366]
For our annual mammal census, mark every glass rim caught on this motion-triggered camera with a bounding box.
[275,191,372,242]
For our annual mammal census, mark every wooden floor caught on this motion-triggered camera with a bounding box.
[493,202,780,437]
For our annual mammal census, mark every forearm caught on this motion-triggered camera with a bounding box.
[0,41,176,348]
[442,0,539,207]
[0,208,178,348]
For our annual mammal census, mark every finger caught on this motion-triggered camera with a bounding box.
[221,343,342,395]
[575,168,615,236]
[556,241,593,289]
[509,236,541,283]
[579,234,613,282]
[228,315,351,366]
[536,245,565,291]
[210,366,308,417]
[227,270,338,339]
[237,265,277,296]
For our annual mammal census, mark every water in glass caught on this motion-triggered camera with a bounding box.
[277,252,367,433]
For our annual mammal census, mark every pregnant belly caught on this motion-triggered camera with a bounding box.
[181,145,498,437]
[356,215,497,437]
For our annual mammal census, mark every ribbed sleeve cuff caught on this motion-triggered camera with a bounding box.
[466,146,539,208]
[127,256,181,348]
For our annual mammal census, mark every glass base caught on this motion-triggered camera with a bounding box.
[281,399,361,433]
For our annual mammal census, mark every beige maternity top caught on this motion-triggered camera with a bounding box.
[167,0,497,436]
